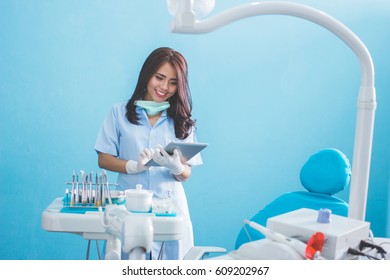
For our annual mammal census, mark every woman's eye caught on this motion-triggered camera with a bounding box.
[155,75,163,80]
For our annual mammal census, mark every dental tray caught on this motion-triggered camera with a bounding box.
[60,207,177,216]
[153,211,177,217]
[60,197,176,216]
[60,197,126,214]
[61,199,103,214]
[61,206,101,214]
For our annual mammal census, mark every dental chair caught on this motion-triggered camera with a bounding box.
[184,148,351,260]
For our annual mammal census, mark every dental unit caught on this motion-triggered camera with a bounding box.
[41,0,383,260]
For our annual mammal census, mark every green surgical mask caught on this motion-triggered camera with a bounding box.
[135,100,170,116]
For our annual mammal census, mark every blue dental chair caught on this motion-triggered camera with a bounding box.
[234,148,351,249]
[183,148,351,259]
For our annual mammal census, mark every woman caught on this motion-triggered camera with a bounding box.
[94,47,202,260]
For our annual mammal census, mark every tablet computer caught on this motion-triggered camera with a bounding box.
[145,142,208,166]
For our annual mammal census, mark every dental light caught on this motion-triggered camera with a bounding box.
[167,0,376,221]
[167,0,215,22]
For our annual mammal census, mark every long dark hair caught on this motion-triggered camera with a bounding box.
[126,47,195,139]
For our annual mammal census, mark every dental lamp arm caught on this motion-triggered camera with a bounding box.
[171,1,373,87]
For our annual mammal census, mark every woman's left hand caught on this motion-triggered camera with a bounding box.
[153,144,185,175]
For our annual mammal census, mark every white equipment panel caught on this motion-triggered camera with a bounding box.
[42,197,185,242]
[267,208,370,259]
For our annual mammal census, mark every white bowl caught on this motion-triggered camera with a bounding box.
[107,190,125,205]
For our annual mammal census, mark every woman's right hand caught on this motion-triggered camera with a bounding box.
[126,148,154,174]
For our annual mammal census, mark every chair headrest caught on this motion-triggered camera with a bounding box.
[299,148,351,195]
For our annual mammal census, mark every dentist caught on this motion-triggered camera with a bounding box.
[94,47,202,260]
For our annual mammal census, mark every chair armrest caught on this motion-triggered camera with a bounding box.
[183,246,227,260]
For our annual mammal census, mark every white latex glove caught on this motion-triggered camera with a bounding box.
[125,148,154,174]
[153,144,185,176]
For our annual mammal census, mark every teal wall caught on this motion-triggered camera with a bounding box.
[0,0,389,259]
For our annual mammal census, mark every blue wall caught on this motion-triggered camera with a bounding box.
[0,0,389,259]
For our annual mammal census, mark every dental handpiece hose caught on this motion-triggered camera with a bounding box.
[244,219,307,259]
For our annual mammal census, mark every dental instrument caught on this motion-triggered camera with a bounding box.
[80,170,87,205]
[99,173,105,206]
[65,188,69,206]
[85,173,89,204]
[89,171,93,204]
[75,174,79,204]
[103,170,112,205]
[70,171,75,206]
[166,0,376,222]
[95,172,101,207]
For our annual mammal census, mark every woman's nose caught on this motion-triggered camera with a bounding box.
[160,80,169,90]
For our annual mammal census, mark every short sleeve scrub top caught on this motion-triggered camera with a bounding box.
[94,102,203,260]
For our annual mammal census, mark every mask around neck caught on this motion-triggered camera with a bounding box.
[135,100,170,116]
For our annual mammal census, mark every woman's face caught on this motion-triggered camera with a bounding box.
[144,62,178,103]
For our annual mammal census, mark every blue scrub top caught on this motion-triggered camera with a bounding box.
[94,102,203,198]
